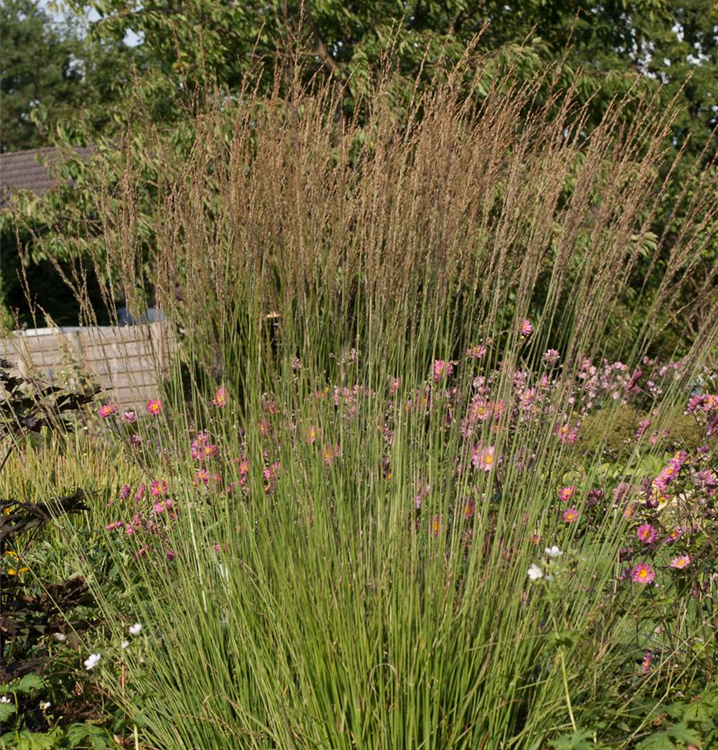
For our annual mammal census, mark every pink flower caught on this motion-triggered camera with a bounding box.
[307,426,317,444]
[636,417,652,438]
[670,554,691,570]
[520,319,533,338]
[433,360,454,382]
[562,507,579,524]
[194,469,209,486]
[201,443,218,460]
[558,486,577,503]
[631,563,655,584]
[636,523,658,544]
[642,651,652,673]
[542,349,560,366]
[150,480,168,497]
[146,399,162,415]
[122,410,137,423]
[557,424,579,444]
[664,527,686,544]
[212,388,227,408]
[98,403,118,419]
[472,445,496,472]
[431,514,442,537]
[466,345,488,359]
[323,444,340,465]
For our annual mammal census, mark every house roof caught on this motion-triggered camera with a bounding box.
[0,146,93,209]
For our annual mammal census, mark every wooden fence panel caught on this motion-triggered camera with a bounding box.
[0,323,175,411]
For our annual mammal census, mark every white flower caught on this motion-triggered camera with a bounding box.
[527,563,544,581]
[39,701,51,711]
[84,653,101,670]
[0,696,10,704]
[545,546,563,558]
[129,623,142,636]
[121,640,130,649]
[53,633,67,642]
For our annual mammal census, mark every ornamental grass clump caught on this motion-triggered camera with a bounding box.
[32,55,718,748]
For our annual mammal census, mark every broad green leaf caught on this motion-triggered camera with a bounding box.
[549,728,595,749]
[15,674,44,694]
[0,702,17,723]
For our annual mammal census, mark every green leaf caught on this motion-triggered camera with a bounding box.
[15,674,44,694]
[8,729,60,750]
[0,702,16,723]
[635,721,703,750]
[549,728,595,749]
[66,724,111,749]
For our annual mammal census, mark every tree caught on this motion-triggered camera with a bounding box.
[0,0,82,152]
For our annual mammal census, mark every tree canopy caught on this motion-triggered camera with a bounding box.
[0,1,716,342]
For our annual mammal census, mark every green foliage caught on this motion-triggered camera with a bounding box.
[0,0,80,152]
[635,722,701,750]
[0,361,106,744]
[549,728,596,750]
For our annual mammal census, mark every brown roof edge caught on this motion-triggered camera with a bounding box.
[0,146,94,209]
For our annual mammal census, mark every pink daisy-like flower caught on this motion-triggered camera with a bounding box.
[636,523,658,544]
[558,486,577,503]
[642,651,652,673]
[631,563,655,584]
[98,403,118,419]
[557,424,579,444]
[670,554,691,570]
[433,359,454,382]
[150,480,168,497]
[431,514,442,538]
[542,349,560,366]
[562,507,579,524]
[122,410,137,423]
[472,445,496,472]
[212,387,227,408]
[636,417,652,438]
[520,319,533,338]
[146,399,162,415]
[664,527,686,544]
[195,468,209,486]
[466,345,488,359]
